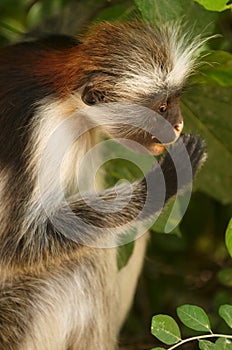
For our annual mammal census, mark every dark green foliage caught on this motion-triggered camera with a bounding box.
[0,1,231,349]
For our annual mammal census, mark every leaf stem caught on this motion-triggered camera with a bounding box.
[168,333,232,350]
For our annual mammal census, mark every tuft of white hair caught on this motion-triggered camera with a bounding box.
[115,22,210,97]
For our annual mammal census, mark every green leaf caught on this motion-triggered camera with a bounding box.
[151,314,181,345]
[182,84,232,204]
[134,0,218,35]
[151,348,166,350]
[196,51,232,87]
[93,4,134,22]
[134,0,186,23]
[215,338,232,350]
[219,304,232,328]
[101,139,153,187]
[151,195,183,235]
[117,241,135,270]
[199,340,216,350]
[27,0,65,28]
[194,0,230,12]
[177,304,211,332]
[218,268,232,287]
[226,218,232,258]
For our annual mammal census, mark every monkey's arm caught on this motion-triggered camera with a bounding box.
[50,134,206,245]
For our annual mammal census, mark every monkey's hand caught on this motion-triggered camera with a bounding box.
[157,133,207,202]
[52,134,206,245]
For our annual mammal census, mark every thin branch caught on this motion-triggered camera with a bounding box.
[168,333,232,350]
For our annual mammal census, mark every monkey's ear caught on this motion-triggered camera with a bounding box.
[81,84,105,105]
[81,73,111,105]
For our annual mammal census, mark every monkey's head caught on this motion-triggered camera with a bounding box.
[77,22,203,155]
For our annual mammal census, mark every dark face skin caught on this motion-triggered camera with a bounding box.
[153,93,183,130]
[146,92,183,154]
[117,93,184,155]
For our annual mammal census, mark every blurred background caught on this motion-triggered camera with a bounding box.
[0,1,231,349]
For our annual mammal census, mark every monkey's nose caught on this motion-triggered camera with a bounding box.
[174,121,184,134]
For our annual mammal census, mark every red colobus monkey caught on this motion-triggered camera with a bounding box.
[0,22,206,350]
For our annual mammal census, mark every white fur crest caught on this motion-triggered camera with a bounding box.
[116,23,208,96]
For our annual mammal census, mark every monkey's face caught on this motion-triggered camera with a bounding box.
[78,21,204,155]
[145,93,183,155]
[81,82,183,156]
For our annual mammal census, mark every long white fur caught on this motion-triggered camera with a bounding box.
[116,24,208,97]
[17,92,150,349]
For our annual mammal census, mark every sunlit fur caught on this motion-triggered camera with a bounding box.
[78,22,207,99]
[0,22,206,349]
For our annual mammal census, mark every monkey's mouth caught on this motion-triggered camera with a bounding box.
[128,132,168,156]
[114,129,177,156]
[147,136,168,156]
[107,126,177,156]
[134,132,178,156]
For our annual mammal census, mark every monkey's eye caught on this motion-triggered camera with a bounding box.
[159,102,168,113]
